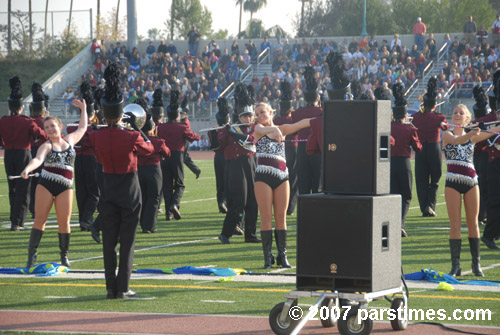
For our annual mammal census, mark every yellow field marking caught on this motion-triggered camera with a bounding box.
[1,282,500,302]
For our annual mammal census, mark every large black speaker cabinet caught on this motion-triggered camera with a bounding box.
[322,100,391,195]
[297,193,401,292]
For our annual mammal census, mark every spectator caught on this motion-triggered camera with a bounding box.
[441,33,452,55]
[492,14,500,44]
[390,34,402,51]
[91,39,101,63]
[413,17,427,50]
[476,25,488,45]
[166,42,178,56]
[146,41,156,58]
[464,15,477,46]
[260,37,272,53]
[246,40,257,61]
[426,33,437,59]
[187,26,201,57]
[62,86,74,112]
[231,41,240,56]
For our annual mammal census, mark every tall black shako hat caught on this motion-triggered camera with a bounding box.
[302,65,318,103]
[181,95,189,115]
[472,85,488,119]
[350,80,363,100]
[167,89,181,121]
[79,80,96,118]
[374,86,390,100]
[423,76,439,110]
[326,51,351,100]
[392,83,408,119]
[30,82,49,117]
[488,69,500,111]
[101,62,124,120]
[234,83,255,122]
[494,75,500,113]
[151,88,164,122]
[135,96,154,132]
[8,76,24,113]
[93,86,105,123]
[279,80,293,115]
[216,96,230,126]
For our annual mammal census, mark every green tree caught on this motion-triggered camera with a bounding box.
[209,29,230,40]
[338,0,395,36]
[243,0,268,21]
[164,0,213,40]
[147,28,164,41]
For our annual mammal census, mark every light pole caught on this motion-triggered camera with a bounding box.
[361,0,368,36]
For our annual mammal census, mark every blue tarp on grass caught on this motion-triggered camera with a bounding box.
[136,266,250,277]
[0,263,69,276]
[404,268,499,286]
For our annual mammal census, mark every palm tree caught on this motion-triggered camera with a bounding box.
[299,0,305,37]
[243,0,267,21]
[44,0,49,51]
[115,0,121,39]
[29,0,32,53]
[96,0,101,37]
[67,0,73,39]
[235,0,244,38]
[7,0,11,56]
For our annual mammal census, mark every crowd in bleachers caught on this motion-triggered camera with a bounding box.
[82,30,498,113]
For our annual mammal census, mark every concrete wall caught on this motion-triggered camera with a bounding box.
[23,44,93,106]
[105,32,466,58]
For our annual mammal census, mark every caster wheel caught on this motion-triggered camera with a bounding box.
[320,298,337,328]
[337,308,373,335]
[390,298,408,330]
[269,301,299,335]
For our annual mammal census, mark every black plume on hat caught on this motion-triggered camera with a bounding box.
[8,76,24,112]
[279,80,293,115]
[152,88,164,107]
[103,62,123,102]
[234,83,255,118]
[350,80,362,100]
[302,66,318,103]
[80,80,96,117]
[102,62,124,119]
[488,69,500,111]
[392,83,407,119]
[167,89,181,120]
[216,96,230,126]
[93,87,105,110]
[374,86,390,100]
[9,76,23,100]
[141,113,155,132]
[472,85,488,119]
[423,76,438,109]
[30,82,49,116]
[326,51,351,99]
[181,95,189,113]
[135,96,149,113]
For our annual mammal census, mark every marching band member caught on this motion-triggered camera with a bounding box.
[135,97,171,233]
[273,81,299,215]
[67,80,100,232]
[412,76,449,217]
[471,85,493,226]
[181,97,202,179]
[390,83,422,238]
[21,98,88,268]
[88,62,154,299]
[0,76,46,231]
[218,84,260,244]
[209,97,231,214]
[254,102,311,268]
[157,90,200,221]
[28,83,48,218]
[151,88,165,125]
[292,66,322,194]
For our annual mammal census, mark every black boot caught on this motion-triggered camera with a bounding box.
[275,230,291,268]
[58,233,71,267]
[27,228,44,268]
[449,239,462,277]
[261,230,274,269]
[469,237,484,277]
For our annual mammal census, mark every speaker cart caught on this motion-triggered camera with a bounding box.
[269,286,408,335]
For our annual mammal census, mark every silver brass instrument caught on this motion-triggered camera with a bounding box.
[122,103,147,130]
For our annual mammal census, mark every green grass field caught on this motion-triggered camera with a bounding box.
[0,157,499,328]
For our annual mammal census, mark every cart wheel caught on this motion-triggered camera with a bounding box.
[390,298,408,331]
[269,301,299,335]
[337,308,373,335]
[320,298,337,328]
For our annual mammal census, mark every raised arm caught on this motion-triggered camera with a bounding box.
[254,123,283,143]
[473,124,500,142]
[65,99,89,146]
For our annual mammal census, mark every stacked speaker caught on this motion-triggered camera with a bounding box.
[296,100,402,292]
